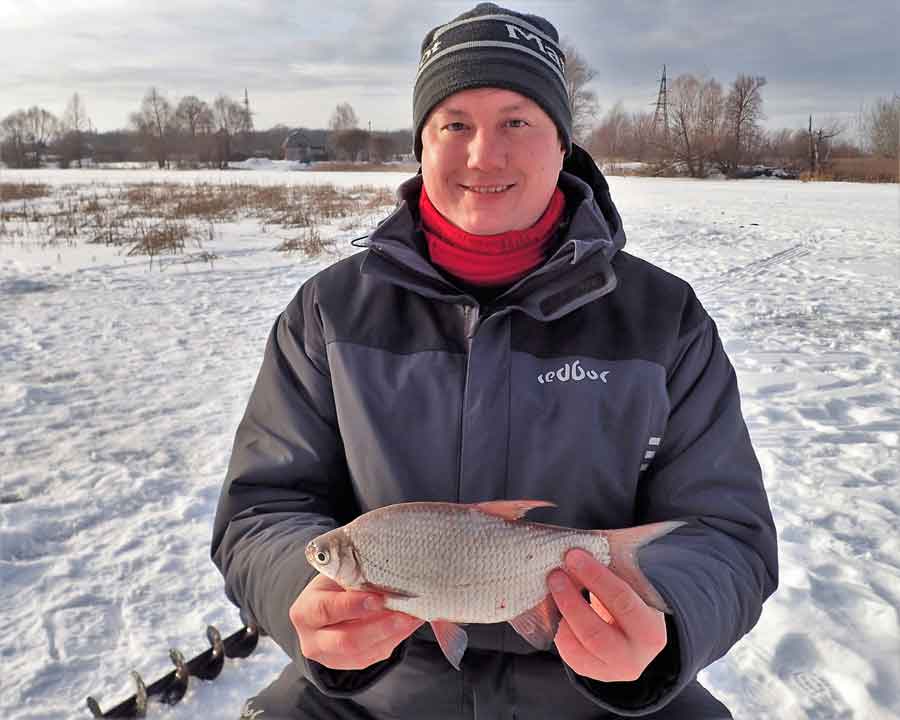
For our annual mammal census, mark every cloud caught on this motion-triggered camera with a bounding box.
[0,0,896,131]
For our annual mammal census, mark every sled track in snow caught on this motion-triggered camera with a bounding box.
[693,241,815,296]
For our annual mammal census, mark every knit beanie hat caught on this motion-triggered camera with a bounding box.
[413,2,572,161]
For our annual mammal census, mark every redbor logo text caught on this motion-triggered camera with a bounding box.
[537,361,609,384]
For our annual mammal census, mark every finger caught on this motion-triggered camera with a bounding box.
[313,611,421,660]
[564,549,657,637]
[297,581,384,629]
[548,569,624,659]
[554,618,610,679]
[555,618,648,682]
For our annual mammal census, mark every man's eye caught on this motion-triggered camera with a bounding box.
[444,122,467,132]
[507,119,529,128]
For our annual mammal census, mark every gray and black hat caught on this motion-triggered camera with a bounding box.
[413,2,572,161]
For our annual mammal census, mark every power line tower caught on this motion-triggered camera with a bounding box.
[242,89,254,133]
[652,65,669,141]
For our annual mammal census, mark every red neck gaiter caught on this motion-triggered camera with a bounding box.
[419,186,566,287]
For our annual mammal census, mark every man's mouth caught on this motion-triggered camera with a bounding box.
[460,184,515,194]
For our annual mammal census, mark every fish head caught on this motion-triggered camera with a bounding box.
[305,528,363,588]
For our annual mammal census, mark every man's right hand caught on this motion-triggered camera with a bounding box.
[291,573,424,670]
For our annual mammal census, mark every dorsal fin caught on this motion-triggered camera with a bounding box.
[471,499,556,522]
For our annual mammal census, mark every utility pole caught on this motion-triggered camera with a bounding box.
[653,64,669,141]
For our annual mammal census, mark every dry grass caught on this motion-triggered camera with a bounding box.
[0,183,50,202]
[828,157,898,183]
[0,181,397,260]
[126,220,191,269]
[275,226,330,255]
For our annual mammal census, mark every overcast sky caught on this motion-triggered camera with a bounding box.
[1,1,897,136]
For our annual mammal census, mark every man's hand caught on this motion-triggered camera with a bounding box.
[548,549,667,682]
[291,574,424,670]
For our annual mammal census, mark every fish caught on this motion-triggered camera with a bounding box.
[305,499,683,670]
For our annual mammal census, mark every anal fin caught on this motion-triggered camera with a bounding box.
[430,620,468,670]
[508,594,561,651]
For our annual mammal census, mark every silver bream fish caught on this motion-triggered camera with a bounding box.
[305,499,683,670]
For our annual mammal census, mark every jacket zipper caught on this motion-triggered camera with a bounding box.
[458,304,481,502]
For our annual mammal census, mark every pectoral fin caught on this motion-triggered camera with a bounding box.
[508,595,562,651]
[430,620,468,670]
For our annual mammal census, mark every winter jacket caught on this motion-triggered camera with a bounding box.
[212,149,778,719]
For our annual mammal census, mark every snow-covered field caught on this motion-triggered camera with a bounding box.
[1,169,898,719]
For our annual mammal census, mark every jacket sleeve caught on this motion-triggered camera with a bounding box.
[565,298,779,715]
[210,282,407,697]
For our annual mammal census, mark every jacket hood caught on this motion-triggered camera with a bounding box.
[359,143,627,320]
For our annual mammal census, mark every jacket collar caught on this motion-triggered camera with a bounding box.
[359,146,626,322]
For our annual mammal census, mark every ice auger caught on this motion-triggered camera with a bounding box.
[86,624,260,717]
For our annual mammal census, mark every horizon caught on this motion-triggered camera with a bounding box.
[2,2,898,138]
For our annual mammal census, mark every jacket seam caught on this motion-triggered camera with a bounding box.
[324,338,467,356]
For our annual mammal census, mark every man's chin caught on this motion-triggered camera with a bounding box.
[455,211,521,236]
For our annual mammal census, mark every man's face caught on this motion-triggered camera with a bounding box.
[420,88,565,236]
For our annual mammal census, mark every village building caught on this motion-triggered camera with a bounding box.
[282,130,327,162]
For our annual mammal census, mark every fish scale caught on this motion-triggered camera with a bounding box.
[345,504,610,623]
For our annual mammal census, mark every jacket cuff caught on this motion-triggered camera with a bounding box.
[297,640,410,697]
[563,614,682,716]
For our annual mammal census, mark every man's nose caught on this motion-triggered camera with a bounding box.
[466,127,506,171]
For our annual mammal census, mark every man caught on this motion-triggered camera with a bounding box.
[212,4,778,718]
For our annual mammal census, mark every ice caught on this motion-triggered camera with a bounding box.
[1,169,898,719]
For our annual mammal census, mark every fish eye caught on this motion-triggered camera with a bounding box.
[315,550,330,564]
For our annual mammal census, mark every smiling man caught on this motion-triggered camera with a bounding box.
[212,4,778,719]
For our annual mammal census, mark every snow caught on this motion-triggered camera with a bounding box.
[2,169,898,719]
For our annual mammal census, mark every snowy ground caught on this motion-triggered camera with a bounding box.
[1,169,898,719]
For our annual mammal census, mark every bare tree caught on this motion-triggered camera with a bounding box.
[1,110,30,167]
[0,107,57,167]
[587,100,629,160]
[627,110,661,161]
[329,102,359,131]
[174,96,212,166]
[804,116,844,175]
[368,133,394,163]
[332,128,370,161]
[328,103,363,160]
[863,95,899,159]
[667,73,725,177]
[211,94,247,168]
[722,75,767,175]
[130,87,175,168]
[25,106,60,165]
[62,93,90,167]
[175,96,210,139]
[761,128,801,168]
[561,40,599,143]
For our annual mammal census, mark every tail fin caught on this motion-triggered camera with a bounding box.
[599,521,685,614]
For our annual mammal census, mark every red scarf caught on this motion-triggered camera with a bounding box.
[419,186,565,287]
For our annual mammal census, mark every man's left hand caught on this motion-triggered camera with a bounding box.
[548,548,667,682]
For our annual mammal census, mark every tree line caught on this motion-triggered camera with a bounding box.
[0,89,414,169]
[1,68,897,175]
[561,42,898,178]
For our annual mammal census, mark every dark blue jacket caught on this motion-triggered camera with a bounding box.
[212,153,778,719]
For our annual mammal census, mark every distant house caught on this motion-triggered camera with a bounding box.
[282,130,327,162]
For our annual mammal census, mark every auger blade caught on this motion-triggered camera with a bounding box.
[223,623,259,658]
